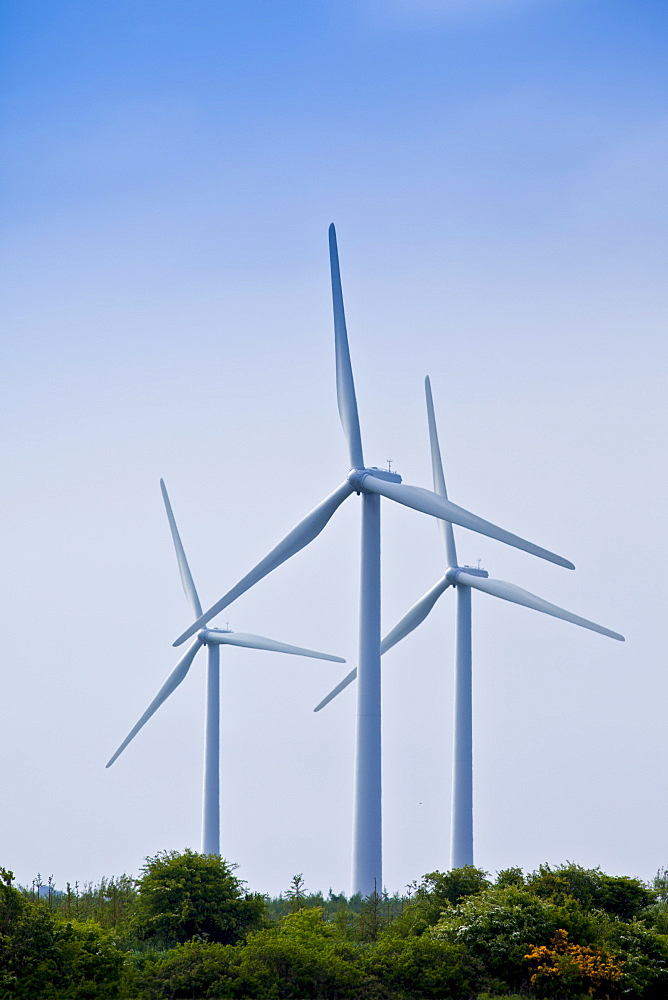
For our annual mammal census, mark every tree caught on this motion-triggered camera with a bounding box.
[286,874,308,913]
[527,863,655,921]
[132,849,265,948]
[420,866,491,907]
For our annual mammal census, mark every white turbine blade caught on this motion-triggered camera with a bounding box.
[381,575,452,655]
[329,224,364,470]
[206,631,346,661]
[314,668,357,712]
[425,376,458,567]
[361,474,575,570]
[160,479,203,618]
[315,576,452,712]
[456,571,625,641]
[173,481,354,646]
[106,638,204,768]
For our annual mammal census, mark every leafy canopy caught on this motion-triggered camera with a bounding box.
[132,849,265,948]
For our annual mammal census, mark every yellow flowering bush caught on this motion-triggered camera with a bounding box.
[526,928,624,998]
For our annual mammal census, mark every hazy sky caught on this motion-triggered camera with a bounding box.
[1,0,666,897]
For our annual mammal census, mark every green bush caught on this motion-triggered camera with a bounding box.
[131,851,265,949]
[1,877,123,998]
[527,863,655,921]
[121,941,237,999]
[234,908,366,999]
[390,866,491,937]
[363,933,478,999]
[431,886,595,991]
[603,921,668,999]
[128,909,368,1000]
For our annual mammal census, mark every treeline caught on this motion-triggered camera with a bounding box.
[2,852,668,998]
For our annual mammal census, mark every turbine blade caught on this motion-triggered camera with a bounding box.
[329,224,364,469]
[456,571,625,640]
[425,376,458,567]
[314,576,452,712]
[314,668,357,712]
[207,631,346,661]
[160,479,203,618]
[106,638,204,768]
[361,474,574,570]
[172,481,354,646]
[381,575,452,655]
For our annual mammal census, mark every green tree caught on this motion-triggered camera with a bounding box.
[131,849,265,948]
[421,866,491,906]
[527,863,654,921]
[286,874,308,913]
[495,867,525,889]
[652,867,668,903]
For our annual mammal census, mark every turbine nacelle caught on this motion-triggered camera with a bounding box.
[198,628,232,642]
[446,566,490,585]
[347,467,403,492]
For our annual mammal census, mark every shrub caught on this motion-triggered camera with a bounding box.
[525,928,624,999]
[132,850,265,949]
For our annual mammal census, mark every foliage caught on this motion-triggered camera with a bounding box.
[652,867,668,904]
[131,850,265,949]
[285,874,307,913]
[390,866,491,937]
[526,863,655,921]
[602,920,668,999]
[130,908,368,999]
[4,856,668,999]
[495,867,525,889]
[232,908,367,998]
[525,928,624,998]
[1,877,124,998]
[363,932,478,999]
[421,866,491,907]
[121,941,237,999]
[18,875,137,933]
[431,885,585,990]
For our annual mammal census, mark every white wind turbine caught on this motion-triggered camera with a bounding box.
[106,478,347,856]
[314,376,624,869]
[172,226,575,894]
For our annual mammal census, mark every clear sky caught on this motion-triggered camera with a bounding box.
[1,0,666,897]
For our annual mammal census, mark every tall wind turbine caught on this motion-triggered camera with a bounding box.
[172,226,574,894]
[106,479,347,857]
[314,376,624,870]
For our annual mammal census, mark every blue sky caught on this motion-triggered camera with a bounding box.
[1,0,666,896]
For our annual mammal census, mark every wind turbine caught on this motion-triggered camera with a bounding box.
[171,225,575,895]
[106,478,347,857]
[314,376,624,870]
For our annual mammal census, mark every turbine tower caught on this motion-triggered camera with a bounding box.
[106,479,347,856]
[172,226,574,895]
[315,376,624,869]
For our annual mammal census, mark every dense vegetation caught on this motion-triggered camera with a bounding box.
[2,852,668,998]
